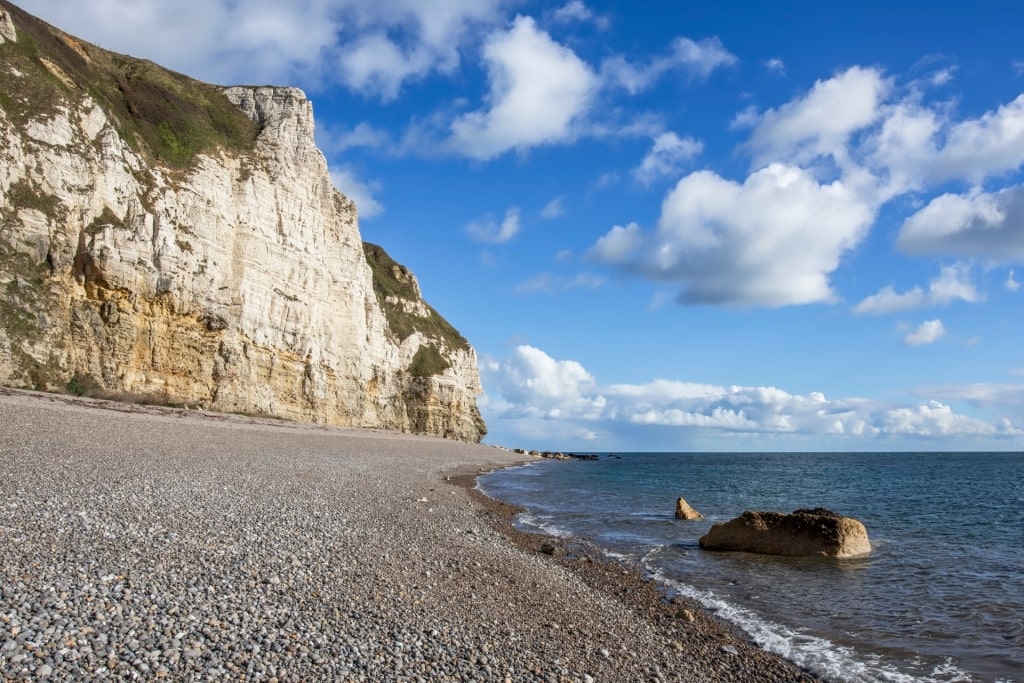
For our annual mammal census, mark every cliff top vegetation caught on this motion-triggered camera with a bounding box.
[363,242,470,353]
[0,0,258,168]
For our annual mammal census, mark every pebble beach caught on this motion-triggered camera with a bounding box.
[0,388,820,682]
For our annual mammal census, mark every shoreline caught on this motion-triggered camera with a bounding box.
[459,467,823,683]
[1,387,821,682]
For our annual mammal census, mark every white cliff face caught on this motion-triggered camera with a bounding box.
[0,15,485,441]
[0,7,15,44]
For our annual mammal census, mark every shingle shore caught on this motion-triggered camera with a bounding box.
[0,388,820,682]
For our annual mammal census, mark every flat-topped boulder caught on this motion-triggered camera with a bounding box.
[698,508,871,558]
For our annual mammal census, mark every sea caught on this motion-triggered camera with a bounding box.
[478,452,1024,683]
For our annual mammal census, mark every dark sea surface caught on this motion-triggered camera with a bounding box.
[479,452,1024,683]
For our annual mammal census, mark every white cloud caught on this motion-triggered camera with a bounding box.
[897,186,1024,260]
[764,58,785,75]
[921,383,1024,407]
[540,197,565,219]
[870,95,1024,193]
[329,166,384,218]
[482,345,1021,444]
[928,94,1024,183]
[316,121,390,154]
[904,319,945,346]
[633,132,703,185]
[589,164,874,307]
[18,0,504,99]
[483,345,604,419]
[671,36,739,79]
[448,16,597,160]
[551,1,609,29]
[853,264,981,314]
[928,68,955,87]
[1007,270,1021,291]
[881,400,1013,436]
[601,36,737,94]
[337,34,432,100]
[589,222,644,262]
[746,67,891,170]
[587,73,1024,310]
[466,207,521,243]
[334,0,506,99]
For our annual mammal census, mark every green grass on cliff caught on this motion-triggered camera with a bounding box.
[363,242,470,355]
[0,0,259,168]
[408,344,451,378]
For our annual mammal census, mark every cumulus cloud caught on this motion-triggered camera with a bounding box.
[601,36,737,94]
[633,132,703,185]
[745,66,891,168]
[853,264,981,314]
[484,345,604,420]
[1007,270,1021,291]
[897,186,1024,260]
[329,166,384,218]
[904,319,945,346]
[448,16,597,160]
[880,400,1011,436]
[19,0,504,98]
[586,67,1024,310]
[466,208,520,243]
[316,121,390,154]
[588,164,874,307]
[869,95,1024,193]
[764,58,786,75]
[482,345,1021,444]
[331,0,507,99]
[551,0,609,29]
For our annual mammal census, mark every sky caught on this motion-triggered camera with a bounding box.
[17,0,1024,452]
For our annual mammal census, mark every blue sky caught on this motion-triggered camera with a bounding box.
[20,0,1024,451]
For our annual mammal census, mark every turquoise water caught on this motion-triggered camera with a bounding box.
[479,452,1024,683]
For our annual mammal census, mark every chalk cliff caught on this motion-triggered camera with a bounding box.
[0,1,486,441]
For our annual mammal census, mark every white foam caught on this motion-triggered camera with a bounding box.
[648,568,977,683]
[514,513,571,538]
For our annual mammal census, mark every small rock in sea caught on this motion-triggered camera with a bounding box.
[720,644,739,656]
[674,496,704,520]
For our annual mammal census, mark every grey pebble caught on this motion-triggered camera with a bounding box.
[0,392,822,683]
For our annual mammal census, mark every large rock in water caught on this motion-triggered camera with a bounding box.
[0,2,485,441]
[698,508,871,558]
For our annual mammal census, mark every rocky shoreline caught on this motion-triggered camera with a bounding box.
[1,388,820,681]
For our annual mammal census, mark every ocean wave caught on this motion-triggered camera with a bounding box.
[647,568,977,683]
[513,512,571,538]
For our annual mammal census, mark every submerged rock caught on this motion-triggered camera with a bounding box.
[674,497,704,520]
[698,508,871,557]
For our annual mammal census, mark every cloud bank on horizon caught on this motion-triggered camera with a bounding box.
[18,0,1024,450]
